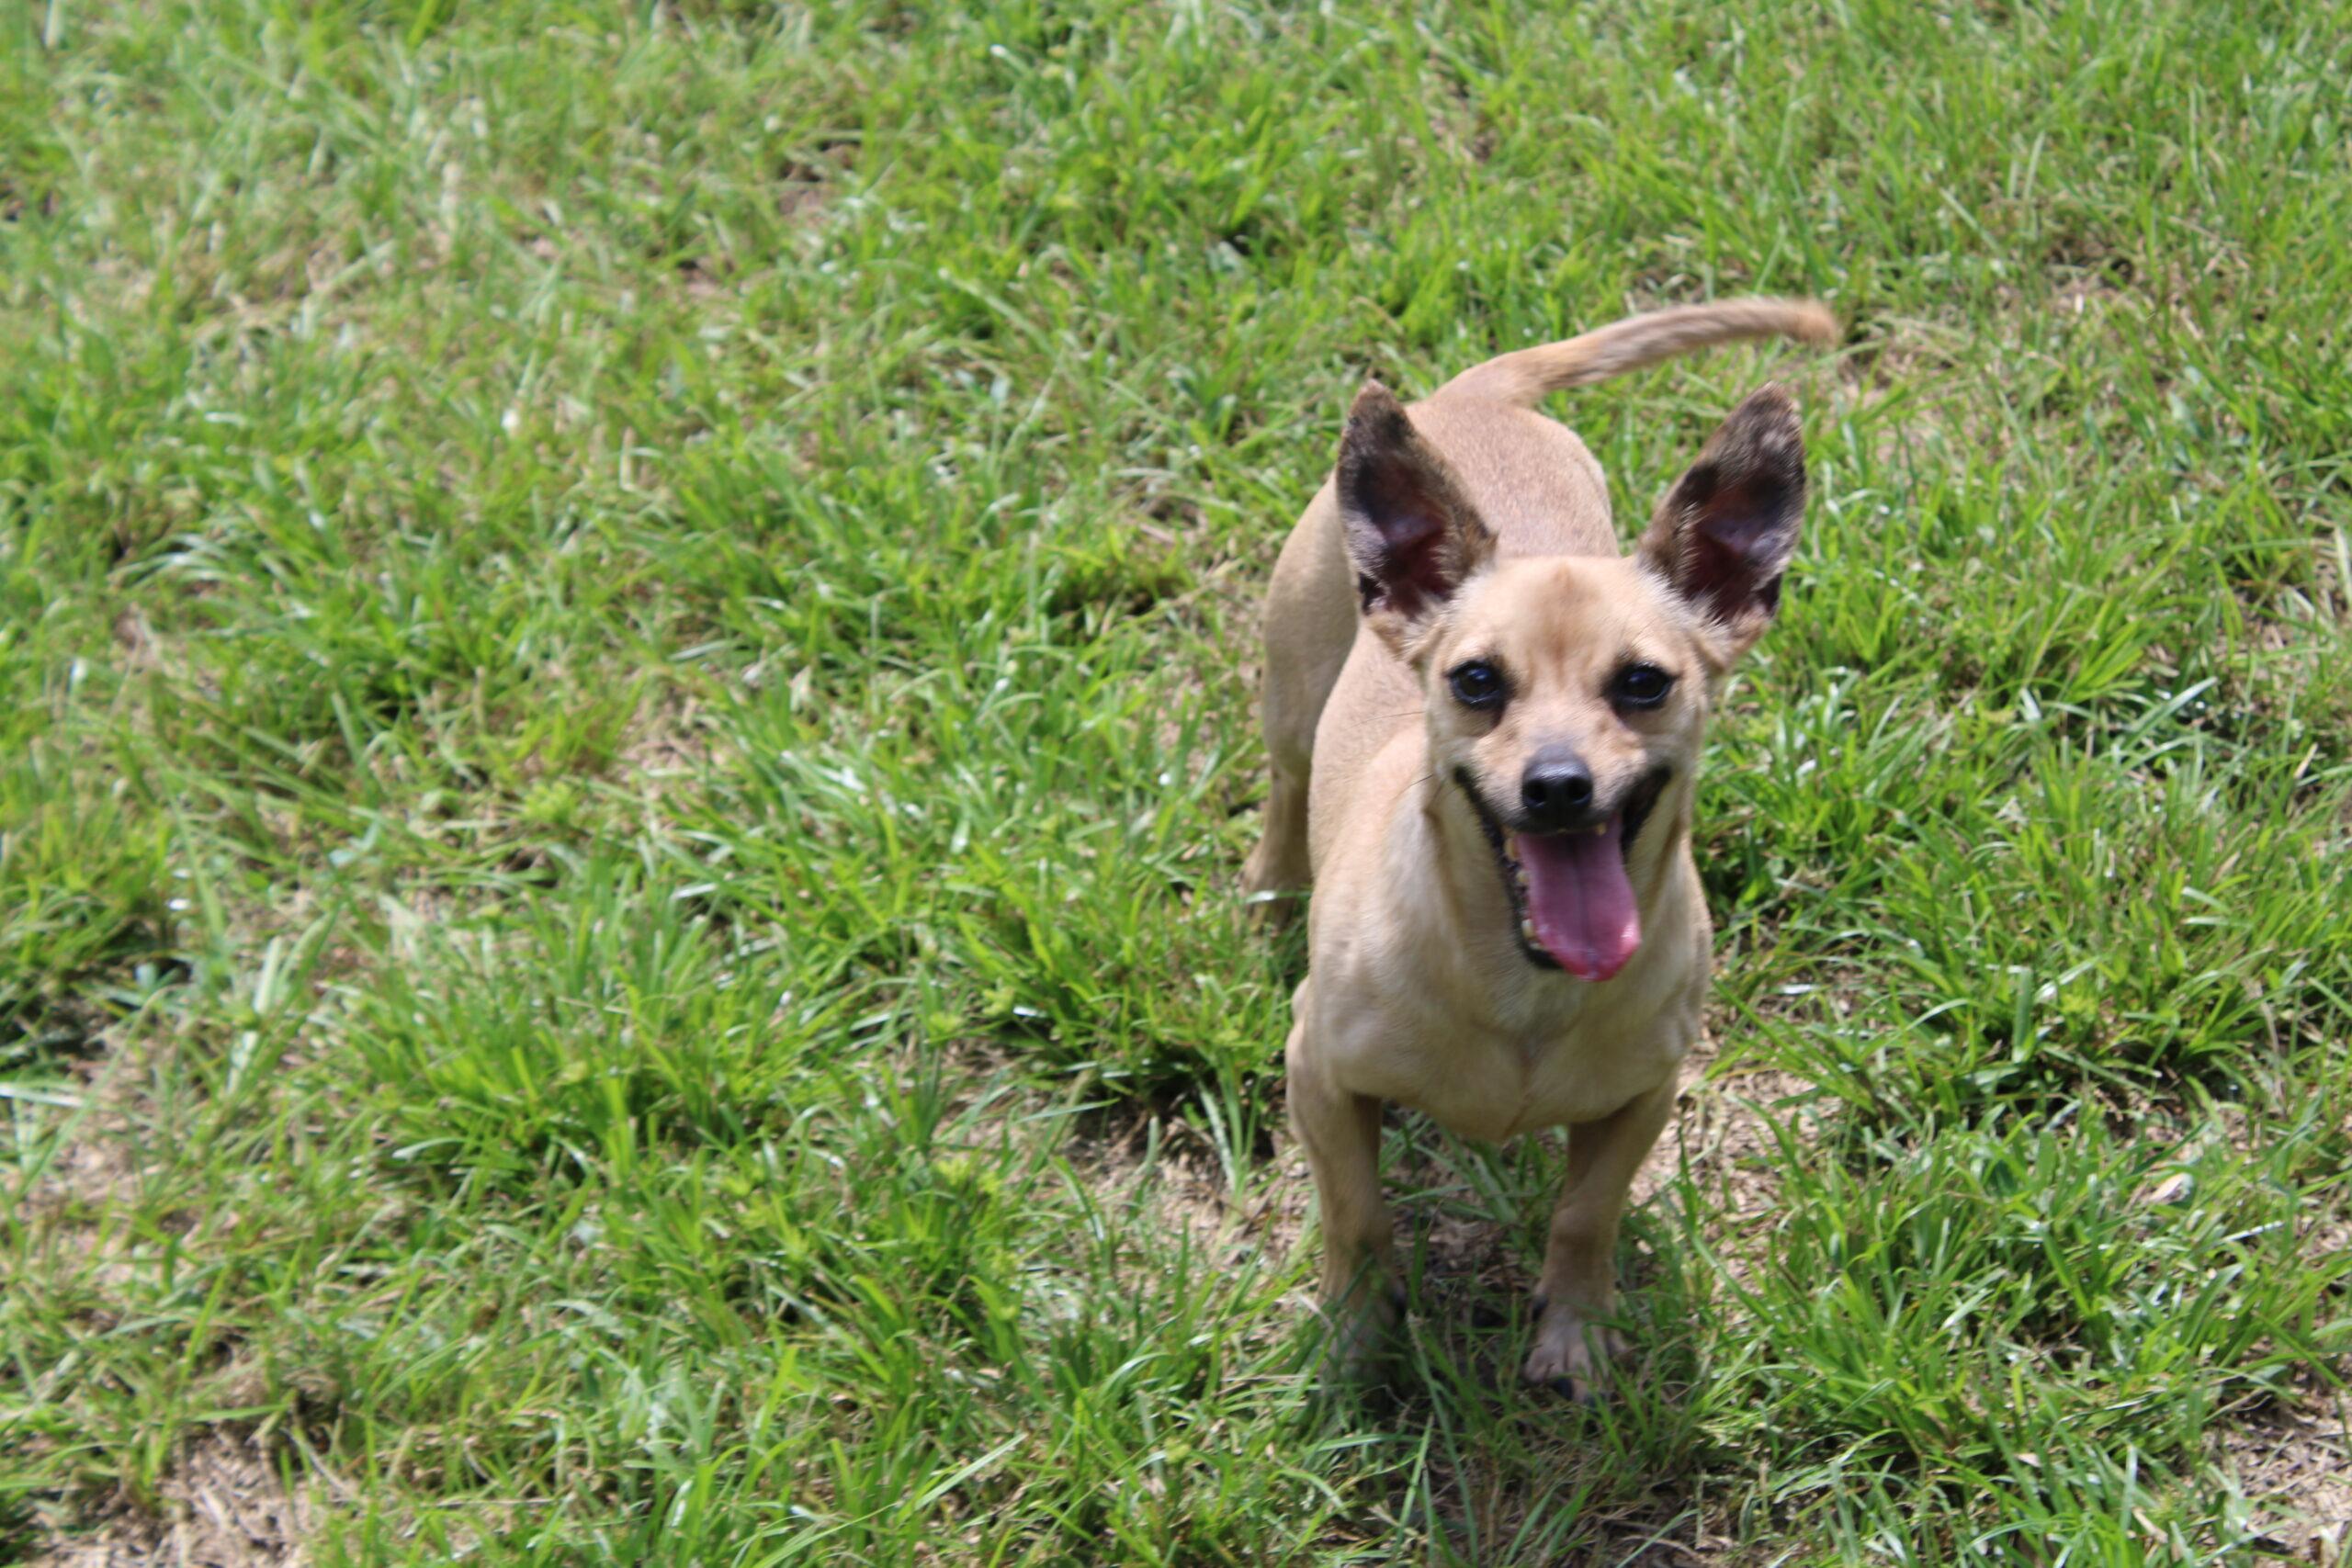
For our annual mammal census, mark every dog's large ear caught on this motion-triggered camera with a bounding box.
[1636,385,1806,662]
[1336,382,1494,654]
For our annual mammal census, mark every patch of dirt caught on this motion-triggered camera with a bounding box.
[1067,1103,1308,1277]
[10,1039,326,1568]
[2050,268,2142,323]
[779,182,831,223]
[1364,1458,1780,1568]
[2228,1374,2352,1565]
[1659,1049,1824,1300]
[611,690,727,810]
[108,611,176,682]
[9,1027,152,1306]
[28,1433,316,1568]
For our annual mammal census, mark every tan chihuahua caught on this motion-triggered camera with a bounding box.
[1245,299,1835,1396]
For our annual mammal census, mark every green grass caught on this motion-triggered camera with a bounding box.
[4,0,2350,1561]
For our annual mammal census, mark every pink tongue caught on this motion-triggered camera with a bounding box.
[1516,819,1641,981]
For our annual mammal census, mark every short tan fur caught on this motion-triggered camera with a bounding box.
[1245,298,1833,1393]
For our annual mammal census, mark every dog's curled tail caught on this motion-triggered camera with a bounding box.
[1434,297,1838,409]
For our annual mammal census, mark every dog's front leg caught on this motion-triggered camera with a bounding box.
[1523,1079,1678,1401]
[1285,1019,1397,1377]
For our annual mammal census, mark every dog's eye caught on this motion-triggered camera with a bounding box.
[1614,664,1675,708]
[1448,660,1507,709]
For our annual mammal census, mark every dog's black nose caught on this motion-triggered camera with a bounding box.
[1521,752,1594,828]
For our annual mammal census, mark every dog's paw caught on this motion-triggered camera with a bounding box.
[1241,888,1306,930]
[1520,1307,1627,1404]
[1239,821,1315,902]
[1314,1280,1405,1385]
[1238,857,1307,923]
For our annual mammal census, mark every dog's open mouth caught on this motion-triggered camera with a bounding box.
[1459,767,1670,981]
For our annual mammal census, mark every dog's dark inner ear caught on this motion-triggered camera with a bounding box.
[1637,385,1806,653]
[1336,382,1493,633]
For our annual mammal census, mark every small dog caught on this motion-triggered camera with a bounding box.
[1244,299,1835,1396]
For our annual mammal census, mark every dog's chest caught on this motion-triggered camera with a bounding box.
[1335,985,1690,1141]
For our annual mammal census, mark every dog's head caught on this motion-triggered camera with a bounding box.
[1335,382,1806,981]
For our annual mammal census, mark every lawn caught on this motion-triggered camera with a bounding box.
[3,0,2349,1562]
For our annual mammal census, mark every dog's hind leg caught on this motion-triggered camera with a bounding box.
[1286,1007,1397,1378]
[1523,1079,1678,1402]
[1242,484,1355,911]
